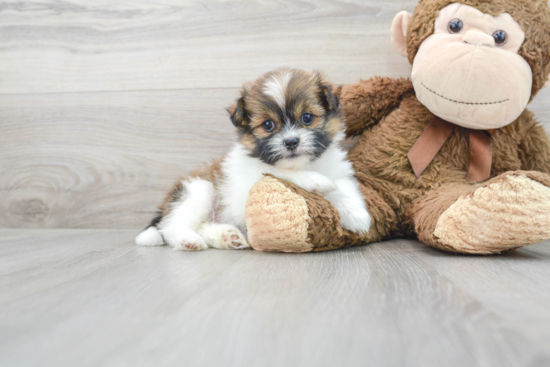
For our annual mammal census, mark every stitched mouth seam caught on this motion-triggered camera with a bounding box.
[422,83,509,105]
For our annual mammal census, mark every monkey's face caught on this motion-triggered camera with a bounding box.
[395,4,533,130]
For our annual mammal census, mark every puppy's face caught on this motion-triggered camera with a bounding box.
[228,69,343,169]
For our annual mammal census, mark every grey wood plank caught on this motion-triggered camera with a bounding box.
[0,89,239,228]
[531,88,550,134]
[0,0,417,94]
[1,229,550,367]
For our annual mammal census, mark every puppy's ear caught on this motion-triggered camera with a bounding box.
[227,96,248,127]
[322,84,341,112]
[313,71,340,113]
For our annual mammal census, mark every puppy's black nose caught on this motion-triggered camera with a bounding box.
[283,138,300,150]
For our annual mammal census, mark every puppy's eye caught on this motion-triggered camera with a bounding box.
[448,19,463,33]
[493,30,507,46]
[262,120,276,132]
[301,113,315,125]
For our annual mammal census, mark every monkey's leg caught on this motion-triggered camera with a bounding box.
[245,175,395,252]
[409,171,550,255]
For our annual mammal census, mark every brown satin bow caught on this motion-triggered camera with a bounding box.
[407,117,495,182]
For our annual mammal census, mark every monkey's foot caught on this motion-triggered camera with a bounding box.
[245,175,368,252]
[434,172,550,254]
[246,176,313,252]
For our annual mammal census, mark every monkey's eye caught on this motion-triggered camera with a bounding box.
[493,30,508,46]
[262,120,276,132]
[448,19,463,33]
[301,113,315,125]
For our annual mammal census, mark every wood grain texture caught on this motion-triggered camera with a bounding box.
[0,89,239,228]
[0,0,416,94]
[1,229,550,367]
[0,0,549,228]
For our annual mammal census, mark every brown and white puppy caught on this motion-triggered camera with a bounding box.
[136,68,371,251]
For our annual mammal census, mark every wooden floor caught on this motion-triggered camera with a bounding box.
[2,1,550,366]
[2,229,550,367]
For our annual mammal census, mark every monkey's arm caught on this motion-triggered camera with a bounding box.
[340,77,414,137]
[518,120,550,174]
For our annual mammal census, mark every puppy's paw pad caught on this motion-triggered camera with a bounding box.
[177,240,207,251]
[172,232,208,251]
[219,227,249,250]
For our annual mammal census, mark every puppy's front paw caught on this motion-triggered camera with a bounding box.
[135,227,164,246]
[306,172,337,196]
[178,235,208,251]
[340,207,372,235]
[217,226,249,250]
[161,227,208,251]
[197,223,249,250]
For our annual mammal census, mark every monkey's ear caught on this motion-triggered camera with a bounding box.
[391,11,412,57]
[227,96,248,127]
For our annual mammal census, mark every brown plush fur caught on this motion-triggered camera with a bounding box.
[341,77,415,137]
[244,0,550,254]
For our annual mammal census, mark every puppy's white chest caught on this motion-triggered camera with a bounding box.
[218,147,266,231]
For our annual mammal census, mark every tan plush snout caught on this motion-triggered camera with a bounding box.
[462,30,495,47]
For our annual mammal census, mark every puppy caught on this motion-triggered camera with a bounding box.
[136,68,371,251]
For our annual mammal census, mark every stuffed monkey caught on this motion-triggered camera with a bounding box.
[244,0,550,254]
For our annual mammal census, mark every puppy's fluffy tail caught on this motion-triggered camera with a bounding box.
[135,213,165,246]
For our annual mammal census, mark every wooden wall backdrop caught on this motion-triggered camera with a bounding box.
[1,0,549,228]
